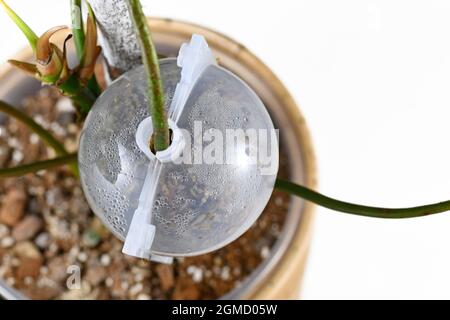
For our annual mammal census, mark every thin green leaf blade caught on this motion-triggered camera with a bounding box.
[0,0,38,53]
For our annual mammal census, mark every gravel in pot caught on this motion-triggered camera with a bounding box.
[0,87,291,300]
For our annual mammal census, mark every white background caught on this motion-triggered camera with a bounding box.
[2,0,450,299]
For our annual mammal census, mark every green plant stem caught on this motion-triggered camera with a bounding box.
[0,100,78,176]
[0,154,77,178]
[71,0,85,60]
[0,100,67,156]
[275,178,450,219]
[127,0,169,151]
[86,76,101,97]
[59,75,97,115]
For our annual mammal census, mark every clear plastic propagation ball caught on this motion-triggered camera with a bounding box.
[78,35,279,262]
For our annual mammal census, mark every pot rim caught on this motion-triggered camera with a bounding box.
[0,18,317,300]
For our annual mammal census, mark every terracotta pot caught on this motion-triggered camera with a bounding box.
[0,18,316,300]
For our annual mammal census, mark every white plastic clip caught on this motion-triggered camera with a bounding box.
[169,34,217,123]
[122,159,161,259]
[150,255,174,264]
[122,118,184,259]
[122,34,216,262]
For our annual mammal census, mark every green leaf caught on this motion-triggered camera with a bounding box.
[0,0,38,53]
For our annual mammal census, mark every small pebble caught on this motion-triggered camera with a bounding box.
[68,247,80,260]
[56,97,74,113]
[24,276,34,285]
[260,246,270,259]
[16,257,43,279]
[0,188,26,226]
[105,277,114,287]
[85,265,107,286]
[50,122,65,136]
[11,258,20,267]
[45,188,62,207]
[192,269,203,283]
[121,281,130,290]
[12,216,43,241]
[213,266,221,276]
[12,150,24,163]
[187,266,203,283]
[47,257,68,282]
[1,237,15,248]
[220,266,231,281]
[275,196,284,206]
[29,134,39,145]
[40,266,49,275]
[7,137,20,149]
[213,256,222,266]
[134,273,144,282]
[77,252,88,263]
[155,264,175,291]
[6,277,15,286]
[129,283,143,296]
[13,241,42,260]
[35,233,50,249]
[0,224,9,238]
[100,254,111,266]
